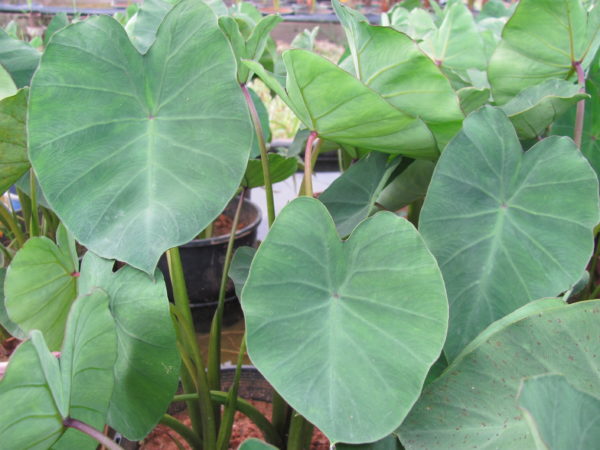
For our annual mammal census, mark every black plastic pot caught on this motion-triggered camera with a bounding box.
[158,198,261,332]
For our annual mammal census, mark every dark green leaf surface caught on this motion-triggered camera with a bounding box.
[0,28,40,88]
[0,89,29,195]
[488,0,600,104]
[319,152,400,237]
[398,300,600,449]
[4,236,78,350]
[242,153,297,188]
[337,434,404,450]
[78,252,180,439]
[518,374,600,450]
[500,79,587,139]
[377,160,435,211]
[238,438,278,450]
[242,197,448,444]
[28,0,253,274]
[419,106,599,360]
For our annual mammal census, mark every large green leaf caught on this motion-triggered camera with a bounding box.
[0,28,40,88]
[419,1,487,71]
[4,234,79,350]
[500,79,588,139]
[28,0,253,274]
[333,0,463,150]
[0,88,29,195]
[0,290,117,450]
[518,374,600,449]
[78,252,179,440]
[242,197,448,444]
[419,106,599,360]
[319,152,400,237]
[125,0,178,54]
[488,0,600,104]
[398,299,600,449]
[244,51,437,158]
[552,54,600,177]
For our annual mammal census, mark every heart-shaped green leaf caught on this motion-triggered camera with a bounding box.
[398,299,600,449]
[488,0,600,104]
[319,152,400,237]
[501,79,588,139]
[242,153,297,189]
[28,0,253,274]
[244,51,437,158]
[0,88,29,195]
[0,290,117,449]
[419,1,487,71]
[518,374,600,449]
[78,252,180,439]
[4,233,79,350]
[333,0,464,150]
[0,28,40,88]
[242,197,448,444]
[419,106,599,360]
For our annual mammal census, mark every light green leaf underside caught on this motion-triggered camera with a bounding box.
[78,252,180,440]
[319,152,400,237]
[4,236,78,350]
[488,0,600,104]
[242,197,448,444]
[0,28,41,88]
[0,291,117,450]
[0,89,29,195]
[28,0,253,274]
[501,79,588,139]
[0,65,17,100]
[398,299,600,449]
[518,374,600,450]
[125,0,178,54]
[419,106,599,360]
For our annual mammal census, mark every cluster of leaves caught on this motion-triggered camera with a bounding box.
[0,0,599,449]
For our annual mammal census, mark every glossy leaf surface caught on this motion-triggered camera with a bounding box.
[242,197,448,443]
[518,374,600,449]
[79,252,180,439]
[0,290,117,450]
[28,0,253,274]
[319,152,400,237]
[398,300,600,449]
[501,79,587,139]
[488,0,600,104]
[419,106,599,360]
[4,235,78,350]
[0,89,29,195]
[0,28,40,88]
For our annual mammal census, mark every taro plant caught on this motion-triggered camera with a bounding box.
[1,0,600,449]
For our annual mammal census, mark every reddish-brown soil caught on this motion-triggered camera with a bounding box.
[212,213,247,238]
[0,337,19,362]
[141,401,329,450]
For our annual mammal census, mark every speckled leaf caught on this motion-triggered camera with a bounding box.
[0,89,29,195]
[518,374,600,450]
[398,299,600,449]
[419,106,599,360]
[28,0,253,274]
[488,0,600,104]
[501,79,588,139]
[242,197,448,444]
[0,28,40,88]
[78,252,180,440]
[319,152,400,237]
[4,234,79,350]
[0,290,117,450]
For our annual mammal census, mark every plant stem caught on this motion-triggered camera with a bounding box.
[0,203,25,247]
[241,83,275,227]
[160,414,203,450]
[573,61,586,149]
[208,192,246,427]
[63,417,124,450]
[29,168,40,237]
[286,411,313,450]
[16,188,31,237]
[303,131,319,197]
[216,334,247,450]
[174,391,282,447]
